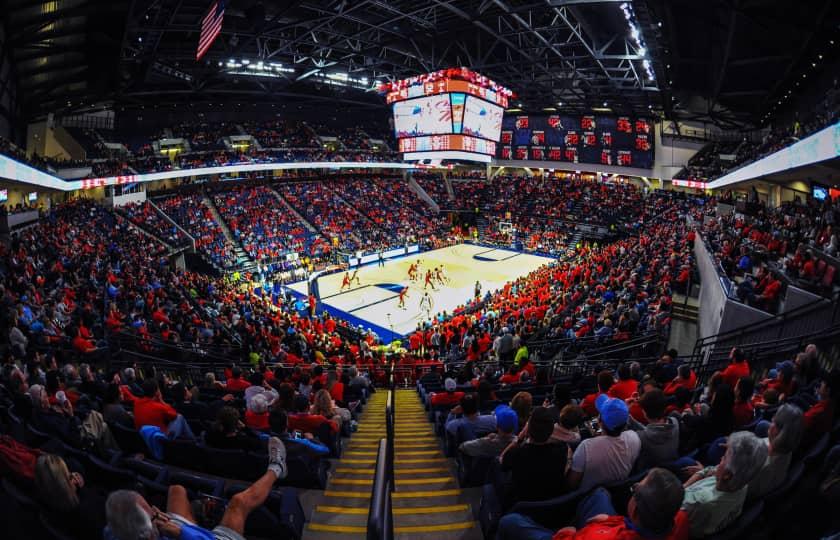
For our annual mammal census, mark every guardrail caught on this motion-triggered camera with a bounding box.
[367,362,395,540]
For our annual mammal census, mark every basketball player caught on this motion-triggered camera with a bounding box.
[424,269,436,291]
[398,286,409,309]
[408,262,418,281]
[434,266,444,285]
[340,272,351,291]
[419,292,433,319]
[350,268,361,286]
[474,280,482,298]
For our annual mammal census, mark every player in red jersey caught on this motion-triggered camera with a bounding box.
[408,262,418,281]
[398,286,409,309]
[340,272,351,291]
[424,269,437,290]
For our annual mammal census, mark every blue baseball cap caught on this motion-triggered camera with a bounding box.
[494,405,519,433]
[595,394,629,431]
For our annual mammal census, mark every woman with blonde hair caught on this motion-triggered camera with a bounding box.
[311,389,352,432]
[34,454,107,538]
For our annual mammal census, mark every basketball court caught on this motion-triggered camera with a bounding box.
[287,244,554,339]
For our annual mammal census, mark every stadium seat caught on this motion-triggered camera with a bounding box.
[802,433,830,468]
[168,470,224,498]
[85,455,137,491]
[39,512,77,540]
[707,500,764,540]
[109,423,147,455]
[162,438,207,471]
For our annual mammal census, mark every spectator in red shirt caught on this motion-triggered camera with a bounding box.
[664,365,697,396]
[430,378,465,407]
[766,361,796,398]
[244,393,270,431]
[581,370,615,417]
[608,363,638,400]
[326,370,345,403]
[720,347,750,389]
[133,379,195,439]
[497,468,689,540]
[71,327,98,354]
[802,369,839,447]
[732,377,755,428]
[288,394,338,434]
[499,365,521,385]
[226,367,252,392]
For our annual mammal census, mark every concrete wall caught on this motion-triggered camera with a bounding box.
[784,285,823,312]
[653,124,706,181]
[694,233,729,340]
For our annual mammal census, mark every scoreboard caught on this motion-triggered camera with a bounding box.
[382,68,511,163]
[498,114,654,169]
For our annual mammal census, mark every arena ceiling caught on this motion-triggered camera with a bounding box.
[3,0,839,129]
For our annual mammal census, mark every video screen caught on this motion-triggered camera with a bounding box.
[393,94,453,138]
[27,192,37,202]
[0,189,7,202]
[812,184,829,201]
[462,95,503,141]
[498,114,654,168]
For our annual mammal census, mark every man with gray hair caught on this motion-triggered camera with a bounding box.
[681,430,768,538]
[747,404,804,501]
[497,467,688,539]
[105,437,288,540]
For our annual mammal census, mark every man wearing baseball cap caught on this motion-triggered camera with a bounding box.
[566,394,640,493]
[459,404,518,458]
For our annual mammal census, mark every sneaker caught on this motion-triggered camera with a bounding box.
[267,437,288,480]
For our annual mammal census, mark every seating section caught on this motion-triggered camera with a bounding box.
[702,196,839,310]
[412,338,840,540]
[277,181,390,254]
[120,201,191,248]
[156,193,238,269]
[211,185,329,261]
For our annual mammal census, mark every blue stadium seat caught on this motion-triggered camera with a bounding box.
[168,471,224,498]
[109,423,147,454]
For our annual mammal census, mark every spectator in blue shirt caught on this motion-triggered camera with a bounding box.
[445,393,497,441]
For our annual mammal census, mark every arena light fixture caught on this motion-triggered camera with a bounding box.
[620,2,655,82]
[222,59,294,77]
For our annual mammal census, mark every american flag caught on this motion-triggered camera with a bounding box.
[196,0,225,61]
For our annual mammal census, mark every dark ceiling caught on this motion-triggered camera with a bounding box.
[2,0,839,129]
[646,0,840,129]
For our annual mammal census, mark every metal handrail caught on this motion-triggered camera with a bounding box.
[691,289,840,362]
[366,439,392,540]
[368,384,395,540]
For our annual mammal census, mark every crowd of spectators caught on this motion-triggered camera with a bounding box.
[211,185,330,262]
[702,194,839,309]
[276,181,394,254]
[240,119,319,149]
[156,194,238,269]
[404,191,698,363]
[119,201,191,249]
[326,178,451,247]
[415,338,839,539]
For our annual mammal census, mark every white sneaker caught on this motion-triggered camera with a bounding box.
[268,437,288,480]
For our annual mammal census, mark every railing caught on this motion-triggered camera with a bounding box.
[691,289,840,367]
[367,362,395,540]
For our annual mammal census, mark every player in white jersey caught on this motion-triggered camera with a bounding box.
[419,292,434,319]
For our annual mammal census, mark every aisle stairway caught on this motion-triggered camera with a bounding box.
[304,390,479,539]
[201,191,256,270]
